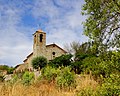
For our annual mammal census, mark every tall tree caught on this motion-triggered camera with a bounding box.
[82,0,120,52]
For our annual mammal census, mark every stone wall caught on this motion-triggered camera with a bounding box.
[46,45,66,60]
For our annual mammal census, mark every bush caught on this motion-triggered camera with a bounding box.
[55,67,76,89]
[82,57,102,77]
[39,66,76,89]
[40,66,58,82]
[98,74,120,96]
[82,54,120,78]
[22,71,35,85]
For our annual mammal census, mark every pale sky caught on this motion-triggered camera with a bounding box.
[0,0,88,66]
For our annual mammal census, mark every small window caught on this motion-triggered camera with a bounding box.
[34,35,36,43]
[40,34,43,42]
[52,52,55,55]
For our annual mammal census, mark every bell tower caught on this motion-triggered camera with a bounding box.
[33,29,46,57]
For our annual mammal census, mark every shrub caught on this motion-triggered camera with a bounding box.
[32,56,47,70]
[82,57,102,77]
[82,55,119,78]
[39,66,76,89]
[22,71,35,85]
[55,67,76,89]
[40,66,58,82]
[98,74,120,96]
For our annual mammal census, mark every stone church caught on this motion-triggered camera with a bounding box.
[15,29,67,72]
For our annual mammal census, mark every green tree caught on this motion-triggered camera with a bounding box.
[49,54,72,68]
[64,41,97,74]
[32,56,47,70]
[74,42,97,61]
[82,0,120,52]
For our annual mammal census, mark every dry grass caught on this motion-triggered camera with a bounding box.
[75,74,98,92]
[0,74,99,96]
[0,81,75,96]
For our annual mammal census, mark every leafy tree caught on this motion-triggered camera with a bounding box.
[49,54,73,68]
[82,0,120,52]
[64,41,97,74]
[64,41,80,54]
[64,41,97,61]
[32,56,47,70]
[75,42,97,61]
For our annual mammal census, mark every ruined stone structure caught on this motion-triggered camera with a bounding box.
[15,29,67,71]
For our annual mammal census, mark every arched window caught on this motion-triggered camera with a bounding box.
[52,52,55,55]
[40,34,43,42]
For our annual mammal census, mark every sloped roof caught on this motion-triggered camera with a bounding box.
[15,63,28,72]
[46,43,67,53]
[27,52,33,58]
[23,52,33,62]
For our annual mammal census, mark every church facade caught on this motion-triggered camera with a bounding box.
[15,30,67,71]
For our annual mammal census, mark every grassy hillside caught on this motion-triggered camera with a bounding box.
[0,74,98,96]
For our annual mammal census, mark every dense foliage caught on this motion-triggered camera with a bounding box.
[82,0,120,52]
[55,67,76,89]
[98,74,120,96]
[40,66,76,89]
[48,54,72,68]
[22,71,35,85]
[40,66,58,82]
[0,65,14,74]
[32,56,47,70]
